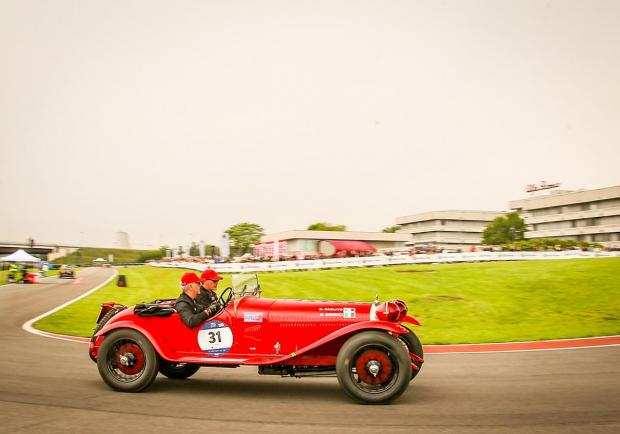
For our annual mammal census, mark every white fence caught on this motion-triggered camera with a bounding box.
[149,250,620,274]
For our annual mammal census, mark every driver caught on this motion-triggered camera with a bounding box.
[197,269,223,309]
[175,272,219,328]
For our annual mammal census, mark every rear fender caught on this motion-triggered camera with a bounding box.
[250,321,408,365]
[93,320,176,361]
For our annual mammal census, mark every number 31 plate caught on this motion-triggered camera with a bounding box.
[198,320,234,356]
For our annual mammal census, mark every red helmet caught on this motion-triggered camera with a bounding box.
[201,269,223,282]
[181,272,202,286]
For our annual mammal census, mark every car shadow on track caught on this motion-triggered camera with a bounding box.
[86,375,428,406]
[148,376,349,403]
[145,375,428,405]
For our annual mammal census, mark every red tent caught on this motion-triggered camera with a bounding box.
[318,240,376,257]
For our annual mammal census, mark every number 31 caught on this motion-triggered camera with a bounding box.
[208,330,222,344]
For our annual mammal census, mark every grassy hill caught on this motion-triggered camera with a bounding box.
[35,257,620,344]
[52,247,162,265]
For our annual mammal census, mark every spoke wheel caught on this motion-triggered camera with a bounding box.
[354,348,396,389]
[114,343,145,376]
[97,329,159,392]
[336,331,411,404]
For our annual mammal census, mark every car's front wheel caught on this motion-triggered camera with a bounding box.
[97,329,159,392]
[336,331,412,404]
[159,362,200,379]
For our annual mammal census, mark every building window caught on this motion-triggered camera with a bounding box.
[594,234,611,242]
[581,203,591,211]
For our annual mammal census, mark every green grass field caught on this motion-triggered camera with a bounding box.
[34,258,620,344]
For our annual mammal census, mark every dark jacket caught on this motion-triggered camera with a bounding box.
[196,288,218,310]
[175,292,208,329]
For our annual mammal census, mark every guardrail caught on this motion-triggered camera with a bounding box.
[149,250,620,273]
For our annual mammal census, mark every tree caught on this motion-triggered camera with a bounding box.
[189,242,200,256]
[225,223,265,255]
[483,212,527,245]
[140,245,169,261]
[382,225,400,233]
[307,222,347,231]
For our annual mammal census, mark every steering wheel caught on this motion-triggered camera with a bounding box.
[217,286,234,309]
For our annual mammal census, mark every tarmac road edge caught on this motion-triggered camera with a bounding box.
[22,268,118,343]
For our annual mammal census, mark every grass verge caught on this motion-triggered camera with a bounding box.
[34,258,620,344]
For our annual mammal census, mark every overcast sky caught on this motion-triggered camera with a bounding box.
[1,0,619,249]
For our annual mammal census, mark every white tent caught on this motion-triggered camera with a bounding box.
[93,258,107,262]
[0,249,40,262]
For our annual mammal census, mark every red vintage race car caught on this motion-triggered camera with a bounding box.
[89,274,424,404]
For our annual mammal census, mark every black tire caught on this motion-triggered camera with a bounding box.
[336,331,412,404]
[397,326,424,380]
[159,362,200,379]
[97,329,159,392]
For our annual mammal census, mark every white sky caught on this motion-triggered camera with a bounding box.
[1,0,619,249]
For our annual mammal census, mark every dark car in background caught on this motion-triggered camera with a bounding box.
[58,265,75,279]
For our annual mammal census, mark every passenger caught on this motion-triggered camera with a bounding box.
[175,272,219,328]
[197,269,222,309]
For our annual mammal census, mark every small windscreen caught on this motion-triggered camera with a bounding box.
[231,274,260,296]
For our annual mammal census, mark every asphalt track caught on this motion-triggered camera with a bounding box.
[1,268,619,433]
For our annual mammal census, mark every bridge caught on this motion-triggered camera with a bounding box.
[0,241,80,261]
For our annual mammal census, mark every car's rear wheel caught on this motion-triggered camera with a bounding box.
[397,326,424,380]
[97,329,159,392]
[336,331,411,404]
[159,362,200,379]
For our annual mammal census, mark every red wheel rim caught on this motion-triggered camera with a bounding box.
[115,343,145,375]
[355,349,393,385]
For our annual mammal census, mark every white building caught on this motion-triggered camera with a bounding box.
[509,185,620,248]
[395,210,503,250]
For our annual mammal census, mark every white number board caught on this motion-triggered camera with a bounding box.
[198,320,234,356]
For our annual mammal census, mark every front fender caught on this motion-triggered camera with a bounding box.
[401,314,421,326]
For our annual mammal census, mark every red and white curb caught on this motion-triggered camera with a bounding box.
[424,335,620,354]
[22,269,118,343]
[22,269,620,353]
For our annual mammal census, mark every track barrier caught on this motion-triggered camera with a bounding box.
[149,250,620,274]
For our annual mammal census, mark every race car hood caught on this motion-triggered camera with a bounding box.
[240,297,373,323]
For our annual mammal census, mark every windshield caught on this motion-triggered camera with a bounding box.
[231,274,260,297]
